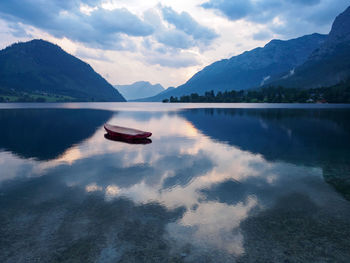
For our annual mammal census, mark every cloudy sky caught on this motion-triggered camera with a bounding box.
[0,0,348,88]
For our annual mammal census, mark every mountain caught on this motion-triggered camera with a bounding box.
[267,6,350,89]
[135,86,175,102]
[159,86,175,94]
[115,81,164,101]
[0,39,125,102]
[180,108,350,201]
[141,33,326,101]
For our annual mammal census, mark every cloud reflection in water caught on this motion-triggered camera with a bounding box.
[0,108,350,262]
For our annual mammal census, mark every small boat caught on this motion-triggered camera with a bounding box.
[104,123,152,139]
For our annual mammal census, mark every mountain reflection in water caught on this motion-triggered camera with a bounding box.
[0,109,113,160]
[0,106,350,262]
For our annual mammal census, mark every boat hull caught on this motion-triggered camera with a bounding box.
[104,124,152,139]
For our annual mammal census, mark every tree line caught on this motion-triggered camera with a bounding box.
[163,83,350,103]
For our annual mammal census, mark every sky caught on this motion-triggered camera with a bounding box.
[0,0,349,88]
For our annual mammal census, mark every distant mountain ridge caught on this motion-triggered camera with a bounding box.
[0,39,125,102]
[142,5,350,102]
[266,6,350,89]
[135,86,175,102]
[141,33,327,101]
[115,81,164,101]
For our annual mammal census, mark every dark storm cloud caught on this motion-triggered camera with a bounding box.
[201,0,350,37]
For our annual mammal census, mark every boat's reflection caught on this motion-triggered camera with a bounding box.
[104,133,152,145]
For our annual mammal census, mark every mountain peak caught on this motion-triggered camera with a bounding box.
[114,81,164,101]
[0,39,125,102]
[133,81,151,85]
[307,5,350,61]
[264,33,326,49]
[5,39,61,52]
[327,6,350,45]
[266,5,350,89]
[26,39,55,45]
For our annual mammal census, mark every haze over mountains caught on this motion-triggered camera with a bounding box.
[114,81,164,101]
[141,5,350,102]
[0,40,125,102]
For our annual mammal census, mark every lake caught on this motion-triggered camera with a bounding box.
[1,103,350,262]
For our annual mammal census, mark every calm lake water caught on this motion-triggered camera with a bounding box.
[1,103,350,262]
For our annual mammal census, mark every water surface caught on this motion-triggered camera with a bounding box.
[0,103,350,262]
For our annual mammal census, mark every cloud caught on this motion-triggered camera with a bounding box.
[253,30,272,41]
[155,29,195,49]
[131,6,218,68]
[201,0,253,20]
[0,0,153,50]
[160,6,218,45]
[201,0,350,38]
[144,49,200,68]
[286,0,321,6]
[74,47,113,62]
[0,1,218,53]
[143,6,218,50]
[88,8,153,37]
[7,22,32,38]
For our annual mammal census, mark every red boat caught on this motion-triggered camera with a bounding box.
[104,124,152,139]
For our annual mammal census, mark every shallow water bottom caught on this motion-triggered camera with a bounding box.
[0,104,350,262]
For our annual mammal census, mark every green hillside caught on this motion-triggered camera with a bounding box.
[0,39,125,102]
